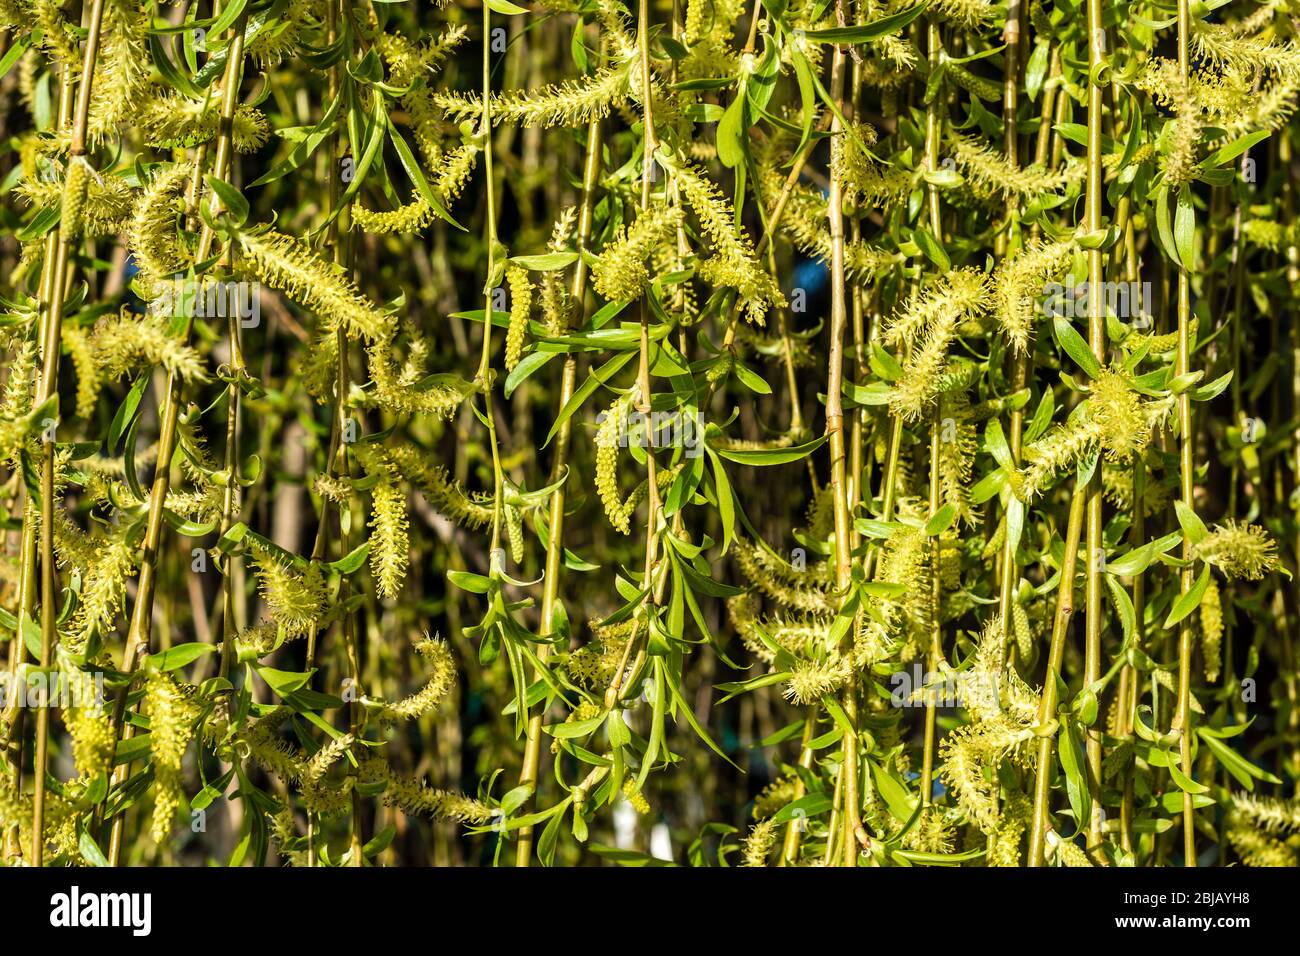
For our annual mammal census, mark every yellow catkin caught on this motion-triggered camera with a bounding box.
[1201,575,1224,683]
[592,204,682,304]
[370,469,410,600]
[596,393,632,534]
[128,163,193,296]
[372,636,456,723]
[504,504,524,565]
[67,704,115,781]
[60,158,90,241]
[741,818,778,866]
[1192,520,1280,581]
[384,776,494,823]
[237,228,392,341]
[622,781,650,814]
[247,543,326,637]
[146,673,201,846]
[505,265,531,371]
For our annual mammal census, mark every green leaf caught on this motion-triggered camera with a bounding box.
[447,569,493,593]
[543,352,635,448]
[0,31,32,81]
[107,376,149,454]
[923,503,956,537]
[1052,316,1102,378]
[509,252,579,271]
[547,714,605,740]
[1153,184,1179,266]
[1190,371,1233,403]
[255,665,315,697]
[499,784,534,815]
[504,350,555,397]
[326,541,371,574]
[1174,500,1208,546]
[1059,716,1092,828]
[770,792,833,825]
[148,31,202,99]
[869,760,918,822]
[362,823,397,859]
[1174,185,1195,273]
[716,88,747,169]
[1166,754,1209,794]
[145,643,215,672]
[387,116,459,229]
[1200,130,1268,170]
[801,3,929,42]
[1198,731,1282,789]
[711,433,828,466]
[79,828,109,867]
[913,227,950,272]
[205,175,249,225]
[1163,563,1210,629]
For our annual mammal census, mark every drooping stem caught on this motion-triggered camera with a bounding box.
[918,14,945,813]
[106,11,250,866]
[477,0,506,558]
[823,6,866,866]
[1169,0,1197,868]
[603,0,662,712]
[3,68,73,865]
[1027,488,1088,866]
[995,3,1027,672]
[515,117,602,866]
[30,0,108,867]
[303,0,351,865]
[1083,0,1108,856]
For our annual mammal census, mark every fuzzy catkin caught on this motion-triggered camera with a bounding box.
[741,818,778,866]
[1200,575,1224,683]
[237,228,392,341]
[596,393,633,534]
[369,470,410,600]
[994,239,1074,352]
[592,205,682,304]
[59,159,90,241]
[1192,521,1279,580]
[128,162,192,295]
[146,674,201,845]
[372,637,456,723]
[504,266,531,371]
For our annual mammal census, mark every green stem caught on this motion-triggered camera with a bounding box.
[1027,489,1087,866]
[1083,0,1108,857]
[515,117,602,866]
[1170,0,1197,868]
[30,0,108,867]
[106,10,249,866]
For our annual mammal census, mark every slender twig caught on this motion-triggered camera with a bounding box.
[1083,0,1108,858]
[106,11,250,866]
[824,1,867,866]
[1169,0,1197,868]
[515,116,602,866]
[1027,489,1087,866]
[917,14,945,815]
[31,0,108,867]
